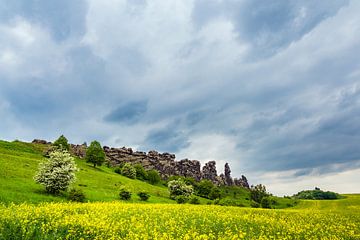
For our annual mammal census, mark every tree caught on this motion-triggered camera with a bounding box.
[85,141,106,168]
[146,169,161,185]
[34,150,77,194]
[168,179,194,200]
[250,184,269,203]
[53,135,70,151]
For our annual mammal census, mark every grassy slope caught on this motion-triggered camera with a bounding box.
[0,140,174,204]
[293,194,360,212]
[0,140,303,208]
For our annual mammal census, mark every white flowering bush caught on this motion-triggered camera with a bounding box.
[168,179,194,200]
[34,150,78,194]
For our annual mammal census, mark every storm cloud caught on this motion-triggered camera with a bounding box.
[1,0,360,194]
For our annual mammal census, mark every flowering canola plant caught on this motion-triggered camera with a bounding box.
[0,201,359,240]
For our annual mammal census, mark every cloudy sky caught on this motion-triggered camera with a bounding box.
[1,0,359,195]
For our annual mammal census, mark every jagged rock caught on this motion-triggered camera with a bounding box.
[224,163,233,186]
[202,161,218,184]
[32,139,51,145]
[70,143,87,159]
[234,175,250,189]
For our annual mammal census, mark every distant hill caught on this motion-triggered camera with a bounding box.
[293,188,342,200]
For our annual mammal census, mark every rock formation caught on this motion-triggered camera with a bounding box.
[32,139,249,188]
[224,163,233,186]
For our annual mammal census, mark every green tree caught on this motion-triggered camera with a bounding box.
[146,169,161,185]
[53,135,70,151]
[34,150,77,194]
[85,141,106,168]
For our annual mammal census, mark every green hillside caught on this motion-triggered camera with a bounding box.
[0,139,298,208]
[0,140,173,204]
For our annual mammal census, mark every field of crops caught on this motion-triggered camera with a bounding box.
[1,195,359,240]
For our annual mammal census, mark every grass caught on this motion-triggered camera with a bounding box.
[0,140,173,204]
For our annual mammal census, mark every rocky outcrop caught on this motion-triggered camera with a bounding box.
[202,161,218,183]
[224,163,234,186]
[70,143,87,159]
[32,139,51,145]
[32,139,249,188]
[234,175,249,188]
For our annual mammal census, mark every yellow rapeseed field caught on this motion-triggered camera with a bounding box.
[0,196,359,239]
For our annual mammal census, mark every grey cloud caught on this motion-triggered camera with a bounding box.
[0,0,88,41]
[104,100,148,124]
[192,0,349,59]
[144,121,190,153]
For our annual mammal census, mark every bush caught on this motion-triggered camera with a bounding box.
[250,184,269,203]
[195,180,214,198]
[261,197,271,209]
[34,150,77,194]
[121,163,136,179]
[208,187,221,200]
[168,180,194,200]
[250,201,260,208]
[137,191,150,201]
[114,167,122,174]
[119,187,132,200]
[176,195,188,204]
[85,141,106,168]
[53,135,70,151]
[68,188,86,202]
[134,164,148,180]
[146,169,161,185]
[189,196,200,205]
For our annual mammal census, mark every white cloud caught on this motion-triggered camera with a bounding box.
[0,18,68,80]
[253,162,360,196]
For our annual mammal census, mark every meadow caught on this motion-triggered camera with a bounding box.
[0,195,359,239]
[1,140,359,239]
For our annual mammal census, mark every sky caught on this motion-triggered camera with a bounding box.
[1,0,359,196]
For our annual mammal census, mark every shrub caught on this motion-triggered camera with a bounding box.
[195,180,214,198]
[137,192,150,201]
[146,169,161,185]
[53,135,70,151]
[114,167,122,174]
[261,197,271,209]
[85,141,106,168]
[176,195,188,204]
[34,150,77,194]
[119,187,132,200]
[250,184,269,203]
[121,163,136,179]
[134,164,148,180]
[68,188,86,202]
[168,180,194,200]
[189,196,200,205]
[250,201,260,208]
[208,187,221,200]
